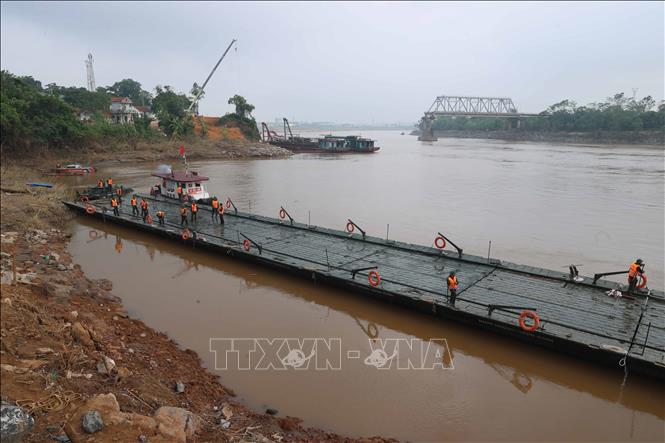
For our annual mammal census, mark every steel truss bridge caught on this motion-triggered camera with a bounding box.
[418,95,542,141]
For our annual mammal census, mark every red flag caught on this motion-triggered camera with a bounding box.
[179,145,185,157]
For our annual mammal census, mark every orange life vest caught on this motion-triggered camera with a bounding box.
[177,186,183,195]
[628,263,641,278]
[447,276,458,290]
[98,180,103,188]
[191,203,198,213]
[111,198,118,207]
[108,178,113,186]
[130,198,137,207]
[157,211,165,218]
[180,208,187,216]
[212,199,219,209]
[116,187,123,196]
[218,205,225,215]
[140,200,148,210]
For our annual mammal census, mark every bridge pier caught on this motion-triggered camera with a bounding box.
[417,113,437,141]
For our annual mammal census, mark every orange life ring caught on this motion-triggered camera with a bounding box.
[279,208,286,219]
[636,274,647,289]
[80,195,89,203]
[85,205,95,214]
[226,199,232,209]
[243,239,251,251]
[368,270,381,287]
[146,215,153,225]
[346,222,355,233]
[181,228,190,240]
[434,236,446,249]
[519,310,540,333]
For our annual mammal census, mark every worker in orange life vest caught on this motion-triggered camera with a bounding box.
[190,201,198,222]
[130,196,139,216]
[211,197,220,221]
[447,271,459,306]
[110,197,119,216]
[177,184,183,202]
[627,259,645,294]
[180,206,188,226]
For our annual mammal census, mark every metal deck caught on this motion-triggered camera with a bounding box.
[65,194,665,379]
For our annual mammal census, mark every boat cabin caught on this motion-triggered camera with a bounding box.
[318,135,377,151]
[152,170,210,201]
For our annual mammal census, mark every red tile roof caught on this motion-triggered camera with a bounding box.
[110,97,132,103]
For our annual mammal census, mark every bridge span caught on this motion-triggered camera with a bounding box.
[418,95,542,141]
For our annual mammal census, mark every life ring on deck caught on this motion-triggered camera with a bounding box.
[243,239,251,251]
[636,274,647,289]
[85,205,96,214]
[346,222,355,233]
[181,228,190,241]
[519,310,540,333]
[434,236,447,249]
[368,270,381,287]
[226,199,232,209]
[146,215,153,225]
[279,208,286,219]
[80,195,89,203]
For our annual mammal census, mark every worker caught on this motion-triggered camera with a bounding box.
[180,206,188,226]
[110,197,119,216]
[156,210,166,226]
[107,178,113,192]
[97,179,104,189]
[190,201,198,222]
[211,197,219,221]
[218,203,225,225]
[115,186,123,203]
[140,198,149,221]
[177,184,183,202]
[447,271,459,306]
[627,259,645,294]
[130,196,139,216]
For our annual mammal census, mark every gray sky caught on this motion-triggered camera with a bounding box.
[1,1,663,124]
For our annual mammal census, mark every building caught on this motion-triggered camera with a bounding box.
[134,106,155,120]
[109,97,140,124]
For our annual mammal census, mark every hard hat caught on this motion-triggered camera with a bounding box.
[636,259,644,264]
[450,270,456,275]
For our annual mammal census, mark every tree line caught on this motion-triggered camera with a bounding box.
[429,93,665,132]
[0,70,259,152]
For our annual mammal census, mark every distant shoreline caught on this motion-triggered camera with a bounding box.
[409,129,665,146]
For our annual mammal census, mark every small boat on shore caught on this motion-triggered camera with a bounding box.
[54,163,96,175]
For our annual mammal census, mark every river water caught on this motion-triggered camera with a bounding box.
[66,131,664,441]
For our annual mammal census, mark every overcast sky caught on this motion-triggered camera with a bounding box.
[1,1,663,124]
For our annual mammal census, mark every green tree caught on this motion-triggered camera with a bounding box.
[227,94,255,117]
[58,87,110,112]
[107,78,152,106]
[152,85,193,138]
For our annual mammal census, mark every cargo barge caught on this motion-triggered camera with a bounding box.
[64,193,665,380]
[261,118,380,153]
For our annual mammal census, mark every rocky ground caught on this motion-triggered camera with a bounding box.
[0,172,392,442]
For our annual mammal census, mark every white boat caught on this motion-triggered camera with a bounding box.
[151,170,210,202]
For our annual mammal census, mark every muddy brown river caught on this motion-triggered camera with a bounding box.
[65,132,664,441]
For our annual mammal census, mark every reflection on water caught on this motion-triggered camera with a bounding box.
[69,218,664,442]
[63,133,665,441]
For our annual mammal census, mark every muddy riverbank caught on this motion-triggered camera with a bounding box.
[0,170,392,442]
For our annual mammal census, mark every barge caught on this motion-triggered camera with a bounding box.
[64,193,665,380]
[261,118,380,153]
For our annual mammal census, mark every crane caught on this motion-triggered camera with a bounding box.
[186,38,237,115]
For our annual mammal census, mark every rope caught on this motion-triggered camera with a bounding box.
[16,391,83,414]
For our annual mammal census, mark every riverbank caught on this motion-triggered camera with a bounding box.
[1,138,292,171]
[0,169,392,442]
[410,129,665,146]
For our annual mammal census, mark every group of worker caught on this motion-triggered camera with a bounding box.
[178,197,225,226]
[110,190,225,229]
[97,178,114,192]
